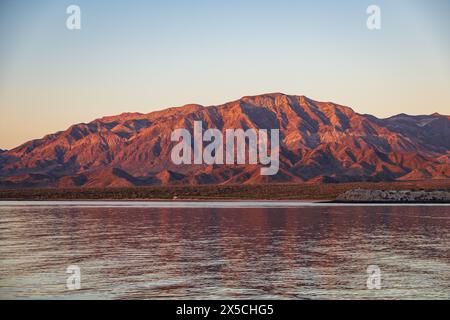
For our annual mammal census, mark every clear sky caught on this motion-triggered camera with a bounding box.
[0,0,449,149]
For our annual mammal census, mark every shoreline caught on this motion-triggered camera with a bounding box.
[0,198,448,204]
[0,198,328,202]
[1,200,449,208]
[0,181,448,202]
[0,200,448,209]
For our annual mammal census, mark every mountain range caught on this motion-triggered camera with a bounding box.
[0,93,449,188]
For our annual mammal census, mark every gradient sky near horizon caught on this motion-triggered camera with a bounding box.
[0,0,449,149]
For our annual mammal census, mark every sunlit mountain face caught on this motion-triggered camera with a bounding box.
[0,93,449,188]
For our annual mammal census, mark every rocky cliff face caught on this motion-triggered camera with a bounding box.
[1,93,449,188]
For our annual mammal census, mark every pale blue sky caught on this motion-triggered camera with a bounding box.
[0,0,449,149]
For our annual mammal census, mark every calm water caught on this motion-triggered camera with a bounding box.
[0,201,449,300]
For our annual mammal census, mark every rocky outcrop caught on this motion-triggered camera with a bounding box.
[336,189,450,203]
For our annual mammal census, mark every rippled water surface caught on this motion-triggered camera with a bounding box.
[0,202,449,299]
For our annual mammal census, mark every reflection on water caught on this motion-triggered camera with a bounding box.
[0,203,449,299]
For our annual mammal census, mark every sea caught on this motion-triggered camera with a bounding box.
[0,201,449,299]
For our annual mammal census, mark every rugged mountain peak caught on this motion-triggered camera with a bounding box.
[0,93,449,188]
